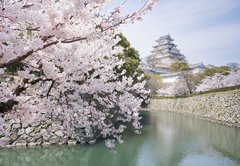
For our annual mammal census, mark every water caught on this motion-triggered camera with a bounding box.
[0,111,239,166]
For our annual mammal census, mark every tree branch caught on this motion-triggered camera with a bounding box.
[61,37,87,43]
[14,78,53,96]
[0,41,58,68]
[46,80,55,98]
[0,36,87,69]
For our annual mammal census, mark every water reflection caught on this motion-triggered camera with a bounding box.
[0,111,239,166]
[142,112,240,166]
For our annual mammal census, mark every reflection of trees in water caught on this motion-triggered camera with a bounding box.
[0,146,89,166]
[0,132,146,166]
[131,111,240,166]
[140,111,152,126]
[0,114,150,166]
[0,111,239,166]
[0,113,149,166]
[153,111,240,163]
[137,112,191,166]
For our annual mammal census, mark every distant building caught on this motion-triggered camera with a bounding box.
[140,34,207,83]
[226,63,240,69]
[147,34,186,69]
[205,64,216,69]
[160,72,184,83]
[189,63,206,74]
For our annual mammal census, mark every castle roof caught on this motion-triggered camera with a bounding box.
[189,63,206,69]
[149,34,184,59]
[160,72,182,78]
[156,34,173,42]
[145,34,186,68]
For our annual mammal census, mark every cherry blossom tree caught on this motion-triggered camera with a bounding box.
[156,85,176,97]
[157,81,189,97]
[0,0,158,149]
[222,69,240,86]
[157,69,240,96]
[195,69,240,92]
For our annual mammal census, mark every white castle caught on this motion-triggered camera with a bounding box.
[147,35,186,68]
[140,34,207,83]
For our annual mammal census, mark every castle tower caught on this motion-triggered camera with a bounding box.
[147,34,186,68]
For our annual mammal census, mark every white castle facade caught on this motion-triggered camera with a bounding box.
[140,35,207,83]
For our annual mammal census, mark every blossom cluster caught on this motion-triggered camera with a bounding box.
[156,81,189,97]
[195,69,240,92]
[0,0,158,148]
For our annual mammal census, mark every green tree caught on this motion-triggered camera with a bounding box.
[115,33,145,83]
[169,61,194,94]
[203,66,231,76]
[170,61,189,72]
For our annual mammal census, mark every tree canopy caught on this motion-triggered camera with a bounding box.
[170,61,189,72]
[115,33,145,83]
[0,0,158,149]
[203,66,231,76]
[196,69,240,92]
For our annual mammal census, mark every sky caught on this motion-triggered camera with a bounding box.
[110,0,240,66]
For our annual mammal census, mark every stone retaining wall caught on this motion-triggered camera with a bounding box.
[149,89,240,127]
[0,115,78,148]
[1,90,239,148]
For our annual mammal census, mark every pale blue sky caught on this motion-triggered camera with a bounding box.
[110,0,240,66]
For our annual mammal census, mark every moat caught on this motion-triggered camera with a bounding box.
[0,111,239,166]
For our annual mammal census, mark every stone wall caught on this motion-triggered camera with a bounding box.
[149,89,240,127]
[0,114,77,148]
[1,90,239,148]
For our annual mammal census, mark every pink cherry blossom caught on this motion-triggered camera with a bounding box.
[0,0,158,148]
